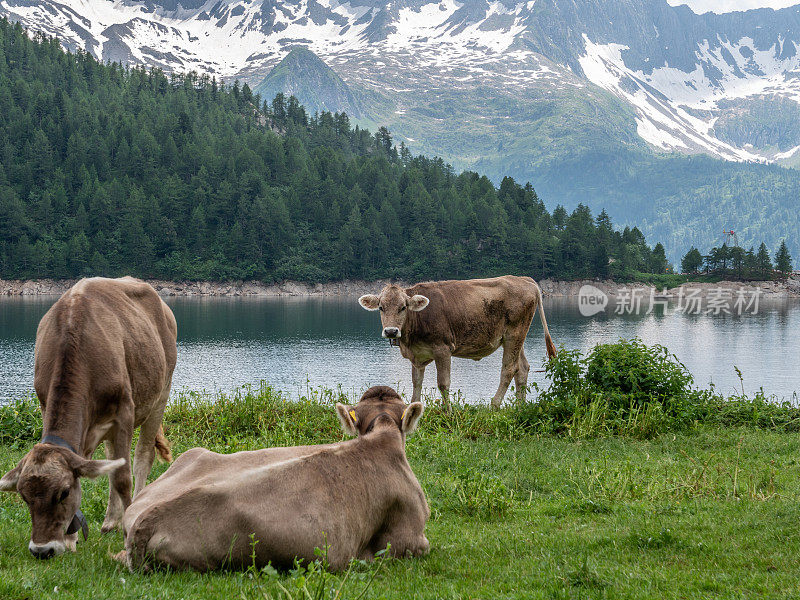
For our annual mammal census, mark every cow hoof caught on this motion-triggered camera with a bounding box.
[416,537,430,556]
[101,522,120,534]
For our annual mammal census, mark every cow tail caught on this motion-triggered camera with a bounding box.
[154,425,173,463]
[537,285,557,359]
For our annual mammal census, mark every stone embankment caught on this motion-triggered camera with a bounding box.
[0,278,408,297]
[1,277,799,298]
[539,278,800,299]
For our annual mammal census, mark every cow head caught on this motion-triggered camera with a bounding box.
[336,386,423,438]
[0,445,125,559]
[358,285,429,340]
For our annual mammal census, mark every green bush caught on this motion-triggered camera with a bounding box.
[584,339,696,412]
[526,339,706,438]
[522,339,800,438]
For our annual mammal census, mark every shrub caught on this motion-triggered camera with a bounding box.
[584,339,697,414]
[529,339,703,438]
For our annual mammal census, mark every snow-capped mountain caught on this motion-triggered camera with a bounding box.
[3,0,800,165]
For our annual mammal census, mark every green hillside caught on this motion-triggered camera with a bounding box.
[336,74,800,265]
[251,47,799,264]
[0,19,667,282]
[371,91,800,263]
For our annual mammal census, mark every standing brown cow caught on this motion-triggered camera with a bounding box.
[0,277,177,559]
[359,276,556,408]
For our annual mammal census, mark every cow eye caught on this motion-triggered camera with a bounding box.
[57,489,69,503]
[399,305,406,312]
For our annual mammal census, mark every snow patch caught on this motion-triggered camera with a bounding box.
[775,144,800,159]
[579,34,773,162]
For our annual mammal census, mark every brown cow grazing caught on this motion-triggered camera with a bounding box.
[0,277,177,559]
[359,276,556,408]
[115,386,429,572]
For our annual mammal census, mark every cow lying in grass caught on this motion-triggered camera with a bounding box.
[115,386,430,571]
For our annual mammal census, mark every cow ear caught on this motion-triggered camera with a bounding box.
[0,461,23,492]
[401,402,424,434]
[74,458,126,480]
[358,294,380,311]
[336,403,359,436]
[408,295,429,312]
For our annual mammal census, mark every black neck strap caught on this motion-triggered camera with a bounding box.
[41,434,78,454]
[65,509,89,540]
[40,435,89,541]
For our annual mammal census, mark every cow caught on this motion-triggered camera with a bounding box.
[0,277,177,559]
[114,385,429,572]
[358,276,556,408]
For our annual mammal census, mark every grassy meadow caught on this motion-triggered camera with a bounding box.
[1,342,800,599]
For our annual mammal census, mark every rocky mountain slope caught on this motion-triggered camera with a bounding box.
[3,0,800,259]
[5,0,800,160]
[251,46,390,118]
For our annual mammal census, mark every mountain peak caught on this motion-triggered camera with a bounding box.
[253,46,367,118]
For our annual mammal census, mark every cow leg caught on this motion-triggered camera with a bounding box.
[369,509,430,559]
[434,353,451,406]
[101,439,126,534]
[411,363,426,403]
[382,532,431,560]
[101,426,133,533]
[132,400,168,499]
[514,348,531,402]
[491,337,523,409]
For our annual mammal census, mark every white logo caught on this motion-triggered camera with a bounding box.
[578,285,608,317]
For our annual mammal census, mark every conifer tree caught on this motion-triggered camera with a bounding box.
[681,247,703,274]
[776,240,793,275]
[756,243,772,279]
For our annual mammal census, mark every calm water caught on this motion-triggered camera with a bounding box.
[1,296,798,402]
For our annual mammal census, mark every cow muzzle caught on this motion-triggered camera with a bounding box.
[29,540,65,560]
[382,327,400,339]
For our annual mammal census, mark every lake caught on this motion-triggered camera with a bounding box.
[1,295,798,402]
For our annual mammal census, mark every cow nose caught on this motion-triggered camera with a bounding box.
[383,327,400,339]
[30,546,55,560]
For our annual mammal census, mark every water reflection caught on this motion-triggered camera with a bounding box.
[0,296,798,402]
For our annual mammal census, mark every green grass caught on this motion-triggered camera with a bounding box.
[625,272,720,288]
[2,381,800,599]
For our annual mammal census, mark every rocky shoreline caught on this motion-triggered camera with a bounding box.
[541,277,800,299]
[0,278,406,297]
[1,277,799,298]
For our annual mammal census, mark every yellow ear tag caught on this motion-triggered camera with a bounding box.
[349,410,358,424]
[401,407,408,420]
